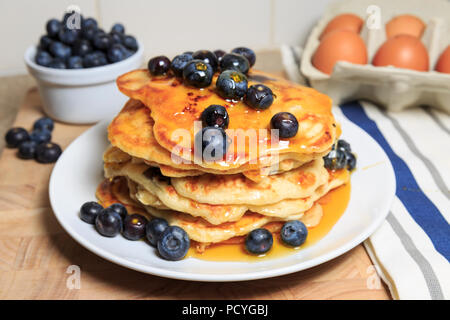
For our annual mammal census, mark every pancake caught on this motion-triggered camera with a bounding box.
[115,70,338,170]
[107,99,330,177]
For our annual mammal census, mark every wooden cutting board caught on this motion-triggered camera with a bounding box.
[0,87,391,300]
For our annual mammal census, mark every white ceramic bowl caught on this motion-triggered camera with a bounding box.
[24,43,144,124]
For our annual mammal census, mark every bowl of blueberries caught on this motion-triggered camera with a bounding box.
[24,11,144,124]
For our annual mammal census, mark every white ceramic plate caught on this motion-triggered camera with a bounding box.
[49,114,396,282]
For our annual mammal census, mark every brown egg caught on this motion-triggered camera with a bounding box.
[386,14,426,39]
[320,13,364,40]
[373,35,429,71]
[312,30,368,75]
[435,45,450,74]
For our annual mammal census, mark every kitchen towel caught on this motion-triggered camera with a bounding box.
[282,45,450,300]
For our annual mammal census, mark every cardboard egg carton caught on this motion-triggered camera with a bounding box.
[300,0,450,113]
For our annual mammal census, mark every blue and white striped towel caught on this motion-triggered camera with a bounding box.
[282,46,450,300]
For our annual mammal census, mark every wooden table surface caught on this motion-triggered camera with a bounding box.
[0,86,391,300]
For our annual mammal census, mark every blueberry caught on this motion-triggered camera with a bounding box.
[111,23,125,34]
[270,112,298,138]
[157,226,190,261]
[39,35,53,51]
[200,105,229,129]
[171,53,193,77]
[245,228,273,255]
[49,41,71,60]
[192,50,218,72]
[18,141,38,159]
[345,152,357,171]
[30,129,51,144]
[35,142,62,163]
[219,53,250,74]
[83,51,107,68]
[110,32,123,45]
[48,59,67,69]
[123,214,148,241]
[82,17,98,30]
[323,148,346,170]
[72,39,92,56]
[213,49,226,63]
[232,47,256,67]
[107,44,126,63]
[195,126,230,161]
[80,201,103,224]
[245,84,274,110]
[5,128,29,148]
[58,28,79,45]
[67,56,84,69]
[146,218,169,246]
[148,56,171,76]
[281,220,308,247]
[82,25,97,41]
[95,207,123,237]
[33,117,54,131]
[108,203,128,221]
[337,139,352,153]
[93,34,112,50]
[35,50,53,67]
[46,19,61,39]
[182,60,214,88]
[123,35,138,51]
[216,70,248,100]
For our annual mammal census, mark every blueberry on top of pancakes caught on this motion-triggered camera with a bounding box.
[171,52,193,77]
[231,46,256,67]
[195,126,230,162]
[219,53,250,74]
[245,84,274,110]
[192,50,219,72]
[270,112,299,139]
[182,60,214,88]
[323,147,346,170]
[148,56,171,76]
[216,70,248,100]
[200,105,229,129]
[213,49,226,63]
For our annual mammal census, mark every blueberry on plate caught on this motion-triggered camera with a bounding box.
[48,59,67,69]
[200,105,229,129]
[30,129,51,144]
[171,53,193,77]
[219,53,250,74]
[337,139,351,153]
[93,34,112,50]
[345,152,357,171]
[281,220,308,247]
[49,41,72,60]
[323,148,346,170]
[95,207,123,237]
[245,84,274,110]
[213,49,226,63]
[111,23,125,34]
[123,214,148,241]
[216,70,248,100]
[231,47,256,67]
[123,35,138,51]
[67,56,83,69]
[107,44,126,63]
[35,142,62,163]
[245,228,273,255]
[82,17,98,30]
[108,203,128,220]
[39,35,53,51]
[18,141,38,160]
[80,201,103,224]
[270,112,298,139]
[192,50,218,72]
[35,50,53,67]
[182,60,214,88]
[33,117,54,132]
[146,218,169,246]
[195,126,230,162]
[46,19,61,39]
[5,128,29,148]
[157,226,190,261]
[72,39,92,57]
[148,56,171,76]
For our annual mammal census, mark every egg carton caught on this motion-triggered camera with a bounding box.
[299,0,450,113]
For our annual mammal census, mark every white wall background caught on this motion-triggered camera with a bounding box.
[0,0,336,75]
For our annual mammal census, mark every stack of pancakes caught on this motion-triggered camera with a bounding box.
[97,69,350,252]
